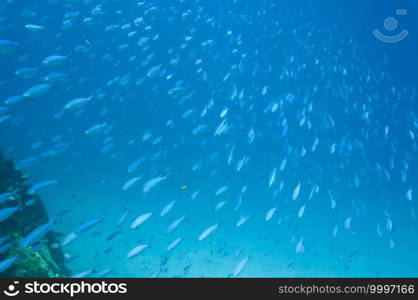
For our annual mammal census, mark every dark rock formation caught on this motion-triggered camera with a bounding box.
[0,151,69,277]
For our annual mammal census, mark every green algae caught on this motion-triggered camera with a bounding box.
[0,151,69,277]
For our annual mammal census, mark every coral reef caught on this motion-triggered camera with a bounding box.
[0,151,69,277]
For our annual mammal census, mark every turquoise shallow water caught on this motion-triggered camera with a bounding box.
[1,0,418,277]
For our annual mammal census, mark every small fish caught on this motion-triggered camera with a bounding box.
[292,181,300,200]
[297,205,306,218]
[64,96,93,110]
[25,24,45,32]
[0,242,12,254]
[118,210,130,226]
[268,168,277,187]
[166,215,186,234]
[234,195,243,211]
[0,205,20,223]
[19,220,54,248]
[0,237,10,246]
[227,146,235,165]
[198,224,219,241]
[160,200,176,217]
[15,67,38,79]
[74,218,102,234]
[332,225,338,238]
[27,180,59,195]
[280,158,287,171]
[232,256,249,277]
[191,191,200,200]
[0,40,17,53]
[344,217,352,230]
[192,124,208,135]
[376,224,383,237]
[23,84,52,98]
[236,215,250,227]
[0,255,19,273]
[126,244,148,259]
[389,240,395,250]
[166,238,182,252]
[15,157,39,170]
[130,212,152,229]
[128,158,142,173]
[55,208,71,218]
[329,143,336,154]
[62,232,78,246]
[143,175,168,192]
[265,207,276,221]
[214,201,227,211]
[3,95,23,105]
[406,188,412,202]
[215,185,229,196]
[72,268,95,278]
[106,229,122,241]
[43,55,67,66]
[31,242,43,252]
[104,247,113,254]
[84,122,107,135]
[94,268,112,278]
[214,119,228,136]
[296,237,304,254]
[329,191,337,209]
[147,65,161,78]
[0,190,18,203]
[220,107,228,118]
[43,72,68,83]
[347,250,360,263]
[386,219,393,232]
[122,177,141,190]
[64,255,79,264]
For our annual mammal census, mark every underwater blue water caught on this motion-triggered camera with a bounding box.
[1,0,418,277]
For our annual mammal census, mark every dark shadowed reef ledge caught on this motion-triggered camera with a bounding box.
[0,151,69,277]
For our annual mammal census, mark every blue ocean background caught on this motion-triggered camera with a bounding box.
[1,0,418,277]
